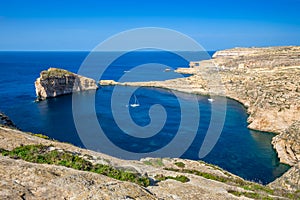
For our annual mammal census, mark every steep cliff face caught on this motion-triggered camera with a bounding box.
[269,162,300,192]
[272,121,300,166]
[35,68,98,101]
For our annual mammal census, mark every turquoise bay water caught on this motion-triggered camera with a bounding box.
[0,51,290,184]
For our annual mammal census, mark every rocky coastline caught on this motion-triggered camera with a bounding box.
[100,46,300,190]
[35,68,98,101]
[0,112,17,129]
[1,46,299,199]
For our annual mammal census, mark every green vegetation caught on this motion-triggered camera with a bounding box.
[1,144,150,187]
[198,160,222,171]
[228,190,263,199]
[174,161,185,168]
[164,167,300,199]
[142,158,164,167]
[142,160,152,165]
[155,174,189,183]
[242,184,274,195]
[164,167,227,183]
[33,133,50,139]
[41,68,73,78]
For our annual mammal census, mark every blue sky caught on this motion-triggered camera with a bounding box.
[0,0,299,50]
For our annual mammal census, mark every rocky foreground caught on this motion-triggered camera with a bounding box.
[0,126,299,199]
[35,68,98,101]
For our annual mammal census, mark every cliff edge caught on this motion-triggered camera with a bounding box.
[1,126,298,199]
[35,68,98,101]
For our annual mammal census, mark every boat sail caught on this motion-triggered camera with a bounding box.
[130,95,140,107]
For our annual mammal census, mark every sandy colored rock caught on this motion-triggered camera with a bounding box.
[35,68,98,101]
[272,121,300,165]
[269,162,300,191]
[0,156,155,200]
[1,126,290,199]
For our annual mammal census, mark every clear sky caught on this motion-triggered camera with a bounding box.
[0,0,299,51]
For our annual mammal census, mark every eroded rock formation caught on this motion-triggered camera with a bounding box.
[272,121,300,166]
[35,68,98,101]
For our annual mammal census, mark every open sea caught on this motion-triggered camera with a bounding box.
[0,51,290,184]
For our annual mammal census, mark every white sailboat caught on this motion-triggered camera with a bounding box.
[208,98,215,103]
[130,95,140,107]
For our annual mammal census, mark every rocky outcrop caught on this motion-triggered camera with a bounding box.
[0,156,155,200]
[35,68,98,101]
[268,162,300,192]
[0,112,17,129]
[2,126,296,199]
[269,122,300,192]
[272,121,300,166]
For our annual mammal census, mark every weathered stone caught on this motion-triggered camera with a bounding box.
[0,112,17,129]
[272,121,300,165]
[269,162,300,191]
[1,126,290,199]
[35,68,98,101]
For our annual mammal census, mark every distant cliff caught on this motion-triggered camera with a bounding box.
[35,68,98,101]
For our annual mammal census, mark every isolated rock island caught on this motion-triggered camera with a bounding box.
[35,68,98,101]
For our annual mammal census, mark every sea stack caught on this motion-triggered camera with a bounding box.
[35,68,98,101]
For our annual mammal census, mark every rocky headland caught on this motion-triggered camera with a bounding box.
[35,68,98,101]
[1,126,298,199]
[100,46,300,190]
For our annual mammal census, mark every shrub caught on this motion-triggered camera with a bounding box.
[174,162,185,168]
[1,144,150,187]
[155,174,189,183]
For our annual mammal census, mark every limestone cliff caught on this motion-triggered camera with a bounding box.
[272,121,300,166]
[35,68,98,101]
[99,46,300,189]
[268,162,300,192]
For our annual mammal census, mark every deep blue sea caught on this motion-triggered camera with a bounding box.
[0,51,289,184]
